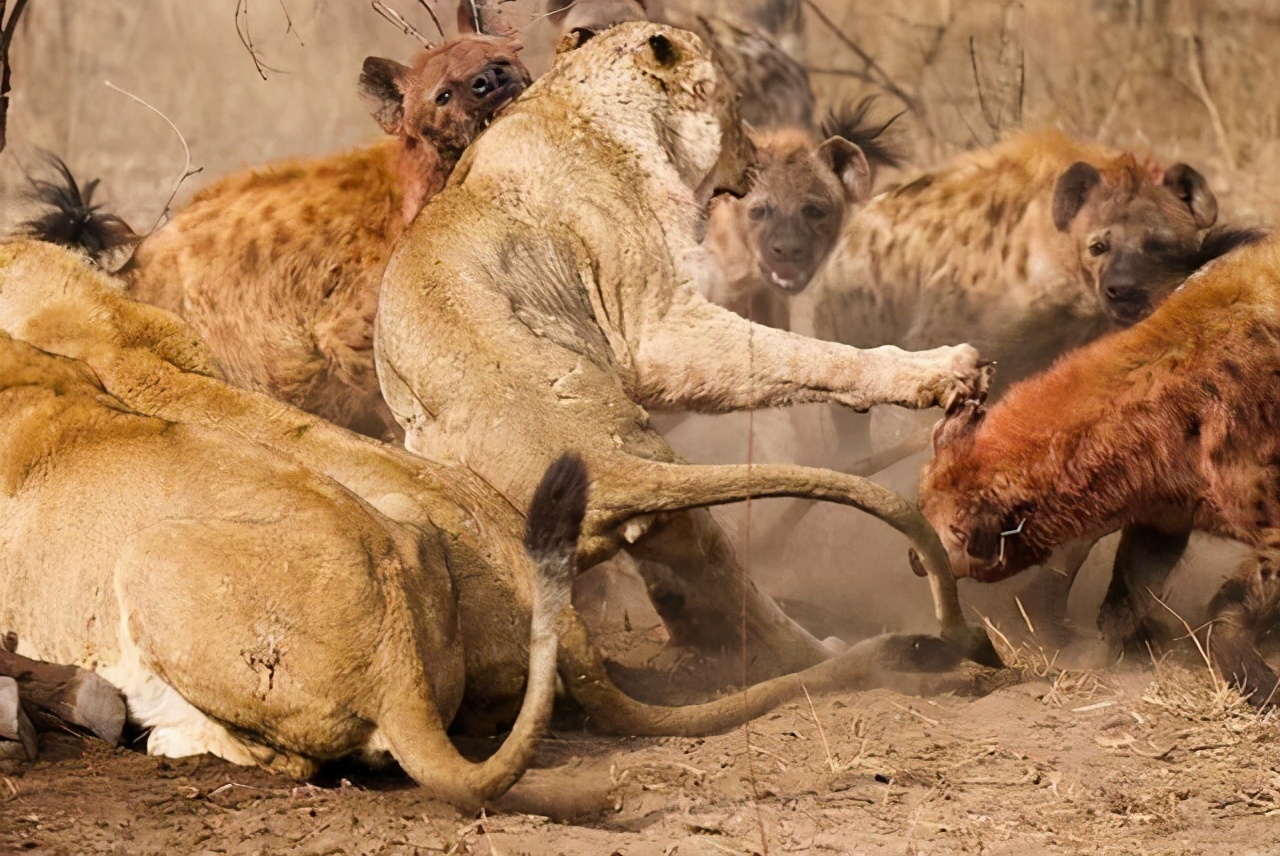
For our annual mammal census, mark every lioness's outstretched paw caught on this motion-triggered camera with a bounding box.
[917,344,988,411]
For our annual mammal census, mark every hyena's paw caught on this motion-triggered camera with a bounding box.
[883,344,990,411]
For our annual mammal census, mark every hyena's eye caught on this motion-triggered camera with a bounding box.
[748,204,771,222]
[1088,239,1109,257]
[802,204,827,221]
[436,90,453,106]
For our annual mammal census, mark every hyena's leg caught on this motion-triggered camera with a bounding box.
[1207,548,1280,707]
[1097,525,1192,652]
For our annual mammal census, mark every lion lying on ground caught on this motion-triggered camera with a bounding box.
[374,22,995,677]
[0,239,989,751]
[0,283,583,809]
[920,234,1280,704]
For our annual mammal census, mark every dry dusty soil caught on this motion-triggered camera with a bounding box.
[3,653,1280,855]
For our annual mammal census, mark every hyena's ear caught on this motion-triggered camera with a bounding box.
[817,136,872,203]
[457,0,481,34]
[359,57,411,135]
[1052,161,1101,231]
[1163,162,1218,229]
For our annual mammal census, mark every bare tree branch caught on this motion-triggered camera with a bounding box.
[0,0,29,154]
[801,0,919,114]
[104,80,203,238]
[415,0,446,41]
[372,1,433,47]
[235,0,286,80]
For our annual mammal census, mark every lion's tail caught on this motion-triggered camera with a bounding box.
[378,453,585,809]
[18,151,139,270]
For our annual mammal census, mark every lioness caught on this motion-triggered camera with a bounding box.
[374,22,994,677]
[0,239,985,741]
[0,308,584,809]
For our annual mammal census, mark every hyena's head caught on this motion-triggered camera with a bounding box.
[360,1,531,163]
[737,100,901,295]
[915,401,1050,584]
[544,0,664,39]
[1052,156,1220,327]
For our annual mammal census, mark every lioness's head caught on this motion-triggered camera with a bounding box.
[1052,156,1220,327]
[553,23,757,206]
[360,1,531,158]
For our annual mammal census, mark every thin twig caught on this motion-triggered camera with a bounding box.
[276,0,304,46]
[373,1,433,46]
[234,0,286,80]
[1181,31,1236,171]
[0,0,29,154]
[416,0,446,40]
[801,682,838,773]
[1146,586,1225,693]
[801,0,918,114]
[104,80,203,237]
[467,0,482,34]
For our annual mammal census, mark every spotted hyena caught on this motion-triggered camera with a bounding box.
[24,0,530,441]
[921,234,1280,704]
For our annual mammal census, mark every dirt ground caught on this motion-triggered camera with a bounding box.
[4,1,1280,853]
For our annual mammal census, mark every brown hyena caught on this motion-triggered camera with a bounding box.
[544,0,813,129]
[25,0,530,441]
[920,234,1280,704]
[703,99,903,331]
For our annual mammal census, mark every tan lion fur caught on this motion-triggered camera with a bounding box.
[0,240,583,808]
[0,239,987,741]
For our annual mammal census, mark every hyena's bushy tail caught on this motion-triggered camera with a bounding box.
[18,151,138,269]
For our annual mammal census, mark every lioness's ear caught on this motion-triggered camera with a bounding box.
[1052,161,1101,232]
[645,33,679,67]
[359,57,410,135]
[817,136,871,203]
[556,27,598,54]
[1163,162,1218,229]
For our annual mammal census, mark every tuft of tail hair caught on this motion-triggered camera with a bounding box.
[19,152,138,265]
[821,96,906,178]
[524,452,590,608]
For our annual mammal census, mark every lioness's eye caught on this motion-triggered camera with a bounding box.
[436,90,452,106]
[1088,239,1109,256]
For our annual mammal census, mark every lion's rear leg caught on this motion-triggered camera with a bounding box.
[1207,549,1280,707]
[626,507,831,683]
